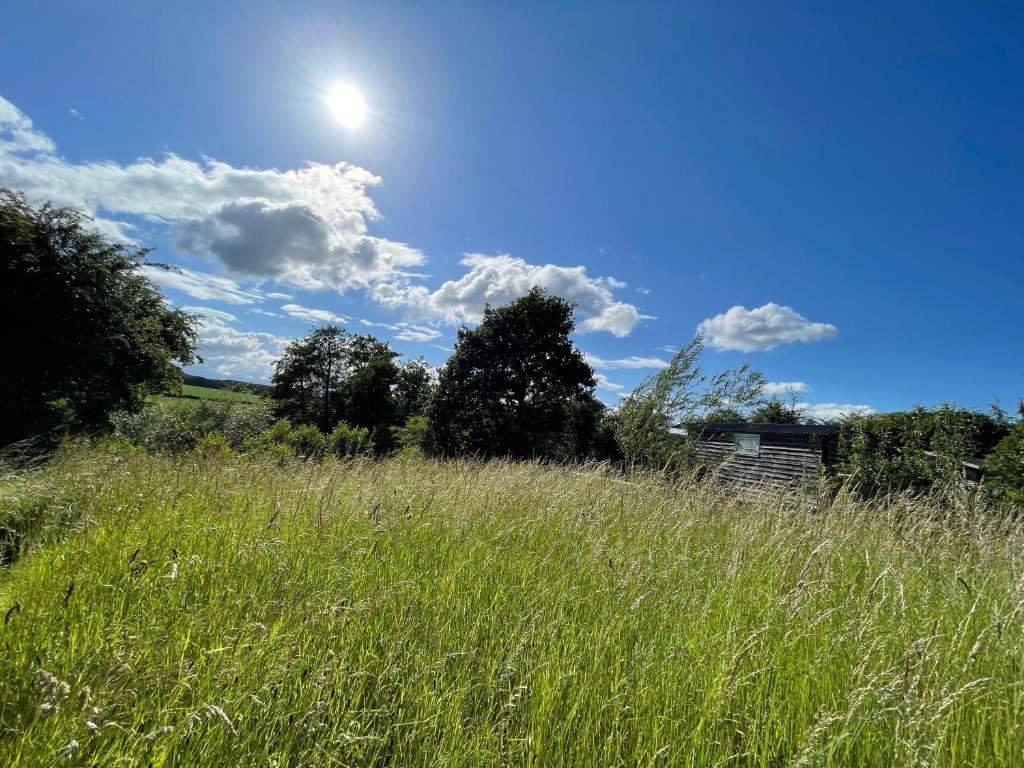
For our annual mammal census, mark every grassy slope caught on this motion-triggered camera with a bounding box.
[154,384,261,404]
[1,450,1022,766]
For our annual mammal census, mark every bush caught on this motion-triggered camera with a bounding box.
[112,398,273,453]
[287,424,328,459]
[192,433,233,459]
[241,419,296,459]
[985,420,1024,507]
[329,421,373,458]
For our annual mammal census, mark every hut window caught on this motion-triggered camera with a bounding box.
[735,434,760,456]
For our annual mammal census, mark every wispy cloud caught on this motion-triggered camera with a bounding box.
[586,354,669,370]
[280,303,348,324]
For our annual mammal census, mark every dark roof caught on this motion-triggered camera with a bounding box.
[688,422,840,436]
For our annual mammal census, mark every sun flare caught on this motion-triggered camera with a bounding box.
[326,83,367,128]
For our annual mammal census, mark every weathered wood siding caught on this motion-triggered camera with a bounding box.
[695,432,824,486]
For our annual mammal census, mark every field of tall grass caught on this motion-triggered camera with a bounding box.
[1,447,1022,766]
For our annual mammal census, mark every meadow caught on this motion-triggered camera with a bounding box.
[158,384,262,403]
[1,447,1022,766]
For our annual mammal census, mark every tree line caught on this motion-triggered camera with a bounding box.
[3,189,1022,506]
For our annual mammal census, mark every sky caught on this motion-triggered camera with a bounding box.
[1,1,1022,419]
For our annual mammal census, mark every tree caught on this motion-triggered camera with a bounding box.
[0,189,198,447]
[426,288,600,459]
[271,326,396,432]
[985,403,1024,507]
[615,336,765,468]
[750,397,802,424]
[395,357,433,420]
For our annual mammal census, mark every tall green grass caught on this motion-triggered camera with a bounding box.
[1,448,1022,766]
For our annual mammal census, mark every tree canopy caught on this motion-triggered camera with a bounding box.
[426,288,601,459]
[0,189,198,447]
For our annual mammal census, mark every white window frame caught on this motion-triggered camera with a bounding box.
[734,433,760,456]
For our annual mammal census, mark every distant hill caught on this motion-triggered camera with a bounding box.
[178,371,272,396]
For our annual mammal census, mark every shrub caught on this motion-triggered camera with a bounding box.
[287,424,328,459]
[241,419,296,460]
[329,421,373,458]
[111,398,273,453]
[192,433,233,459]
[836,405,1009,497]
[985,419,1024,507]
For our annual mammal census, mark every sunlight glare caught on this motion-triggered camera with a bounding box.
[326,83,367,128]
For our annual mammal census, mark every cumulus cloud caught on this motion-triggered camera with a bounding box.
[378,254,647,337]
[763,381,811,396]
[193,315,289,381]
[1,95,646,338]
[280,303,348,324]
[698,303,838,352]
[798,402,875,421]
[0,94,423,292]
[586,354,669,370]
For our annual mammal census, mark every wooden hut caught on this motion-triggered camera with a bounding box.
[688,422,840,487]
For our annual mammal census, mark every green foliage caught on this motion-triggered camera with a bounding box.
[1,448,1023,765]
[191,432,233,459]
[426,288,600,459]
[272,326,397,433]
[750,397,802,424]
[836,405,1009,497]
[286,424,329,459]
[111,399,273,453]
[395,357,433,419]
[985,406,1024,506]
[328,421,373,458]
[390,414,429,456]
[0,189,198,447]
[616,336,765,468]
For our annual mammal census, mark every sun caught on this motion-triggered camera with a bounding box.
[326,83,367,128]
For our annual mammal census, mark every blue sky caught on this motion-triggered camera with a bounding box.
[2,1,1021,418]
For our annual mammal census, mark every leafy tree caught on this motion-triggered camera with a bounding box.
[340,355,401,453]
[750,397,802,424]
[704,407,746,423]
[615,336,765,468]
[985,403,1024,507]
[0,189,198,447]
[426,288,600,459]
[395,357,433,420]
[271,326,396,432]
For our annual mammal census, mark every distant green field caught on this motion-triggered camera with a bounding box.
[156,384,262,403]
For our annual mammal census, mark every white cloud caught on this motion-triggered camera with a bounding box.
[586,354,669,370]
[698,303,839,352]
[798,402,875,421]
[594,373,626,394]
[763,381,811,396]
[193,315,289,381]
[358,319,442,343]
[141,266,263,305]
[381,253,648,337]
[0,95,648,339]
[264,292,294,300]
[69,108,85,121]
[280,303,348,324]
[0,94,424,292]
[180,305,239,323]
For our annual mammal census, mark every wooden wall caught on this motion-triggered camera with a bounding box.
[695,432,826,487]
